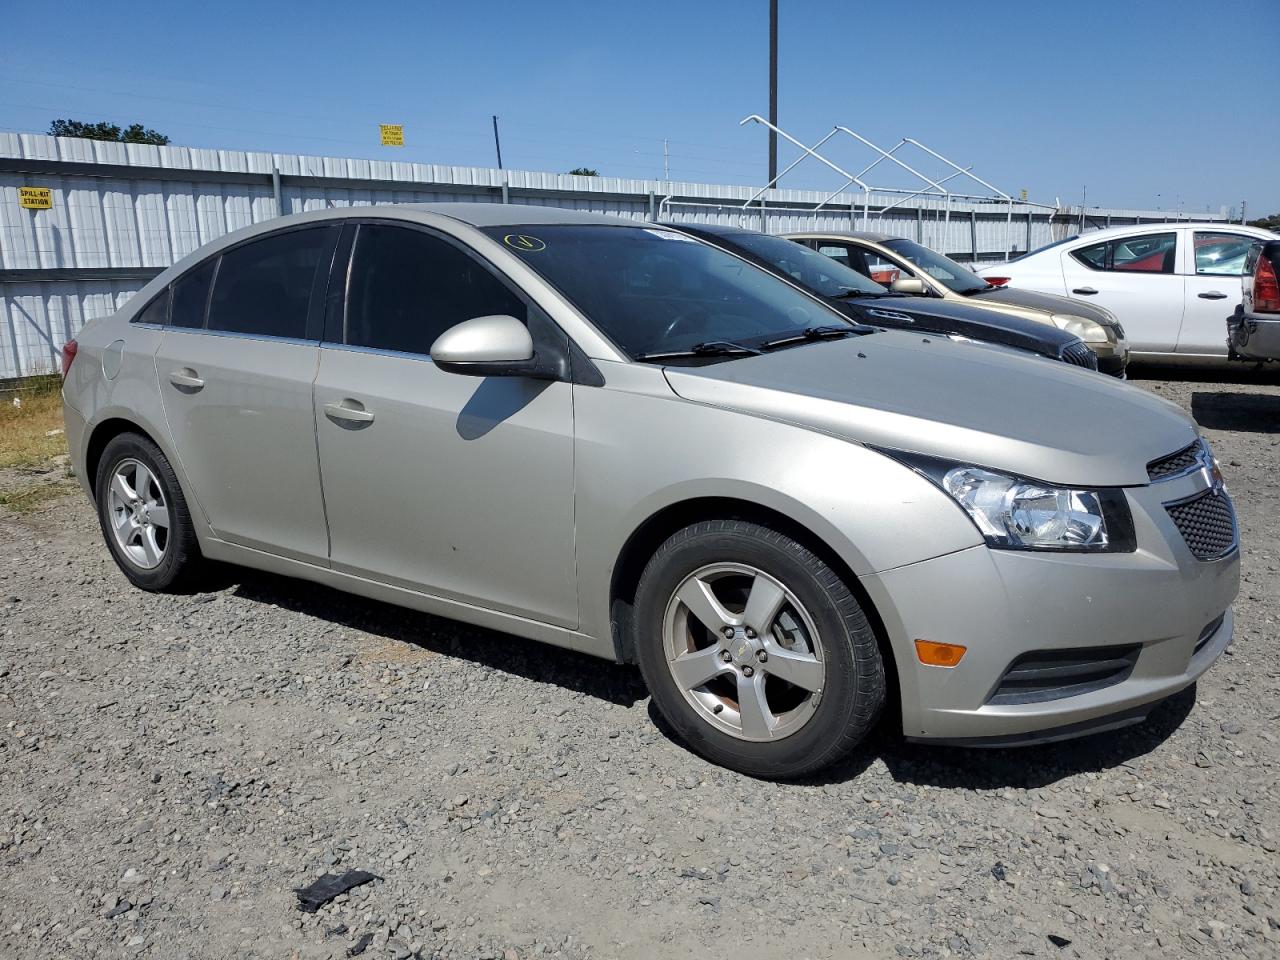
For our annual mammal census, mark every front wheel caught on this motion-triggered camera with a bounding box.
[633,519,885,779]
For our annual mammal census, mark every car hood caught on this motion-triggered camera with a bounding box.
[663,332,1193,487]
[840,295,1077,360]
[970,286,1121,330]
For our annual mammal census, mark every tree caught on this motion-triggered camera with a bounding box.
[48,119,170,145]
[567,167,599,177]
[1247,212,1280,232]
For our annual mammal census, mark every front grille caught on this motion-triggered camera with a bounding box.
[1194,614,1226,656]
[986,645,1141,705]
[1147,442,1201,481]
[1166,490,1237,560]
[1061,341,1099,370]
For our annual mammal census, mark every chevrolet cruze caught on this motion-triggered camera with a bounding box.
[61,204,1240,778]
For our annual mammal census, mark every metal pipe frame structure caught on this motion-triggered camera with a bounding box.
[738,116,1061,258]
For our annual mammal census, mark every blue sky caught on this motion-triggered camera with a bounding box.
[2,0,1276,215]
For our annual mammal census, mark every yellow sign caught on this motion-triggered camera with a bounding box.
[19,186,52,209]
[1019,188,1028,201]
[379,124,404,147]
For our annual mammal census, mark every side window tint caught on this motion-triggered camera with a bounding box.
[346,225,526,356]
[1073,240,1109,269]
[817,244,851,267]
[1072,233,1176,274]
[133,288,169,325]
[1194,232,1258,277]
[170,258,216,329]
[207,228,333,339]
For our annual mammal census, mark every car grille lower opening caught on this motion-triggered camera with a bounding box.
[1194,614,1226,657]
[1147,442,1200,481]
[1062,341,1099,370]
[1166,490,1237,560]
[986,645,1141,706]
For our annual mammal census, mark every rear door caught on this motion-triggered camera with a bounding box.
[313,222,578,628]
[155,225,338,563]
[1060,230,1183,353]
[1177,230,1261,355]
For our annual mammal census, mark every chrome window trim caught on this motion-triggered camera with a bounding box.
[161,326,318,348]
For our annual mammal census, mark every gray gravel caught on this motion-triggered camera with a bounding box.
[1,370,1278,960]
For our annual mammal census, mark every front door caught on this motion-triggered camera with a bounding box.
[313,222,578,628]
[155,225,337,563]
[1060,230,1184,353]
[1178,230,1260,356]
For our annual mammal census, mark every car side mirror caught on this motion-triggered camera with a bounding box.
[430,315,535,377]
[891,276,926,295]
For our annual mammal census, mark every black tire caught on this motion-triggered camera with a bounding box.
[94,432,203,592]
[633,519,885,779]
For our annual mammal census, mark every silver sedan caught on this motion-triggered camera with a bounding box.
[61,204,1239,778]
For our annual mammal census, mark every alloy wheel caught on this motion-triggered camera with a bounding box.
[662,562,825,742]
[106,458,170,570]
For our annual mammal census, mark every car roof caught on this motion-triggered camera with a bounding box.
[782,230,897,243]
[1052,221,1274,243]
[660,221,756,237]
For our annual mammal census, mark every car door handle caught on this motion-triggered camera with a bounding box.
[1197,290,1228,300]
[168,368,204,390]
[1071,287,1099,295]
[323,399,375,426]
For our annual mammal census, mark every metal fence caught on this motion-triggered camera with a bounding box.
[0,131,1227,379]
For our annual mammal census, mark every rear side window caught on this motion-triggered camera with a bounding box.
[132,289,169,325]
[345,224,525,356]
[1193,232,1258,276]
[207,227,334,339]
[1071,232,1176,274]
[170,258,216,329]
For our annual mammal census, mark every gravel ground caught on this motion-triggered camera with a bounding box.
[1,370,1277,960]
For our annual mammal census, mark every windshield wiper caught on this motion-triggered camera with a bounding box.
[758,324,873,351]
[633,340,763,362]
[958,284,998,295]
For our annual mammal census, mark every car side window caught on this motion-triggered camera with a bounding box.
[132,288,169,325]
[207,227,335,339]
[1071,232,1176,274]
[345,224,526,356]
[170,258,216,329]
[816,244,852,268]
[1193,232,1258,277]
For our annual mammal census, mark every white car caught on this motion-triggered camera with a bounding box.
[976,223,1277,363]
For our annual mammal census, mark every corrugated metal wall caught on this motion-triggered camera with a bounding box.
[0,131,1226,378]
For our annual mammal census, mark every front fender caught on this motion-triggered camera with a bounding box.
[573,383,981,645]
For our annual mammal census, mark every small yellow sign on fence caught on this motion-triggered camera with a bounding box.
[379,124,405,147]
[19,186,52,209]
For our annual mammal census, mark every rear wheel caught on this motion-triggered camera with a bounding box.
[633,519,884,779]
[94,433,202,591]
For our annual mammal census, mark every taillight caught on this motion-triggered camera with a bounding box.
[984,276,1010,287]
[60,339,78,378]
[1255,256,1280,313]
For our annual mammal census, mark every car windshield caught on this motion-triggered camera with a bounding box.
[880,238,989,295]
[718,231,889,297]
[481,224,856,361]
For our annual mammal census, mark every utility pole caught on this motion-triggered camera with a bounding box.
[768,0,778,183]
[1241,200,1247,225]
[492,115,503,170]
[663,138,670,182]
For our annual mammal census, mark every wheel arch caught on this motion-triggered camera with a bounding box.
[85,417,162,502]
[607,496,900,719]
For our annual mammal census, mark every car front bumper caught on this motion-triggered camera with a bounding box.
[1088,337,1130,377]
[860,467,1239,743]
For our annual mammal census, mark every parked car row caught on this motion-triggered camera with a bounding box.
[61,203,1240,778]
[975,223,1278,363]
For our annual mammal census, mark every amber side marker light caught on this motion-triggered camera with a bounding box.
[914,639,967,667]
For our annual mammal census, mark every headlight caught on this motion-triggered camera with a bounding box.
[884,452,1136,552]
[1052,313,1108,344]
